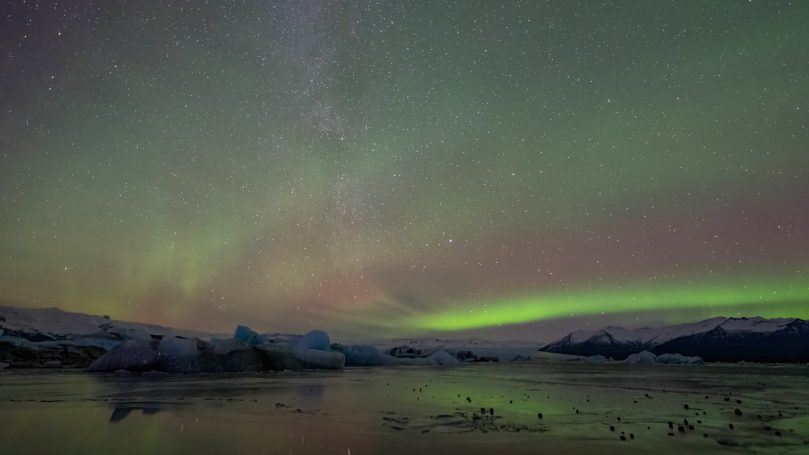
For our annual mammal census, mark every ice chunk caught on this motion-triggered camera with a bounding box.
[454,350,499,362]
[233,325,261,346]
[222,348,264,372]
[657,353,703,365]
[208,337,247,355]
[586,354,609,364]
[298,330,330,351]
[333,344,459,367]
[622,351,702,365]
[387,345,424,358]
[333,344,398,366]
[254,345,303,371]
[423,350,460,366]
[625,351,658,364]
[155,337,221,373]
[400,350,460,366]
[294,348,345,369]
[456,350,478,362]
[509,354,533,362]
[157,336,201,358]
[88,340,157,372]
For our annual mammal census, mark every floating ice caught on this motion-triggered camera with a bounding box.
[657,353,703,365]
[586,354,609,364]
[155,337,220,373]
[333,344,398,366]
[622,351,703,365]
[233,325,261,346]
[624,351,658,364]
[294,348,345,369]
[404,350,460,366]
[221,348,264,372]
[298,330,330,351]
[88,340,157,372]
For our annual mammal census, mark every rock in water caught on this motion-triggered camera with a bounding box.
[88,340,157,372]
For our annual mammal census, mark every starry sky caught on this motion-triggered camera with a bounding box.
[1,1,808,340]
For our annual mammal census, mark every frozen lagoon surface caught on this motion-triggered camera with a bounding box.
[1,360,808,454]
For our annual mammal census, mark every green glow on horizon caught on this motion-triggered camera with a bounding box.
[405,276,809,331]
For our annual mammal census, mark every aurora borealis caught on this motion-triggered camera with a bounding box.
[1,1,808,340]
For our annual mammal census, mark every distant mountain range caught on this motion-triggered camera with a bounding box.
[540,316,809,363]
[3,306,809,367]
[0,306,548,369]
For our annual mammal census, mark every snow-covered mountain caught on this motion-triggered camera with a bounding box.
[541,316,809,362]
[0,306,219,368]
[0,306,214,343]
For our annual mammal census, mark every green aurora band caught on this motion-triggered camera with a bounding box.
[406,275,809,331]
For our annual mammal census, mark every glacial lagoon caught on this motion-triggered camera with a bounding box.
[1,360,808,454]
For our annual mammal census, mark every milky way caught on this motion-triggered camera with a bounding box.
[1,1,808,339]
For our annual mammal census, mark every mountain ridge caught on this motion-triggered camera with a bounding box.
[541,316,809,362]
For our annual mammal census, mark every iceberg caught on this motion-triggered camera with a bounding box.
[294,348,345,370]
[586,354,609,364]
[625,351,658,364]
[401,350,460,366]
[88,340,158,373]
[297,330,331,351]
[332,344,398,366]
[623,351,703,365]
[155,337,221,373]
[233,325,262,346]
[208,337,247,355]
[421,350,461,366]
[221,348,264,372]
[253,344,301,371]
[656,353,703,365]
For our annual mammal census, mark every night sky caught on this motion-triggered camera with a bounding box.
[2,1,808,340]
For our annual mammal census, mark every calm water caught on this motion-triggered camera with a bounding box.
[1,361,808,454]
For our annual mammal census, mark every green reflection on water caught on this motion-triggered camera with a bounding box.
[0,364,808,454]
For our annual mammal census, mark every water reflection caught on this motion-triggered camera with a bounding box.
[0,364,807,454]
